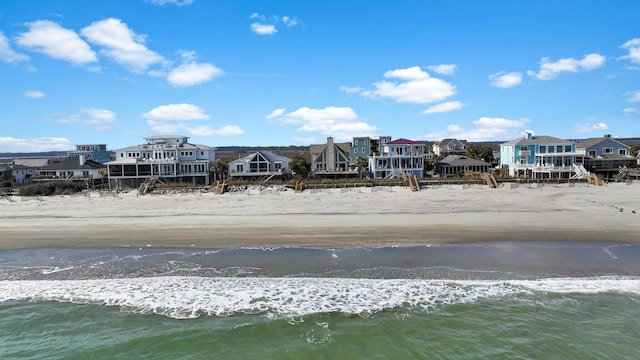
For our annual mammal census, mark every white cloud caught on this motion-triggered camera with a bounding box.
[422,101,465,115]
[577,122,608,133]
[0,137,72,152]
[81,18,165,73]
[249,13,266,21]
[267,106,378,141]
[527,53,606,80]
[626,90,640,103]
[623,107,639,116]
[143,103,242,137]
[339,85,363,94]
[56,108,117,130]
[489,71,523,88]
[357,66,456,104]
[250,23,277,35]
[24,90,45,98]
[424,117,530,141]
[167,62,223,87]
[15,20,97,66]
[142,103,210,121]
[0,31,29,63]
[282,16,298,27]
[620,38,640,64]
[427,64,456,75]
[148,0,193,5]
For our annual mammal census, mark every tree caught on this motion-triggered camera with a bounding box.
[630,145,640,157]
[355,156,369,179]
[466,145,495,164]
[289,154,311,180]
[211,159,229,181]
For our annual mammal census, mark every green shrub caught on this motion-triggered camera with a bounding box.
[19,182,86,196]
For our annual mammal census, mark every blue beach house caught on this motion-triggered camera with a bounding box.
[500,132,585,178]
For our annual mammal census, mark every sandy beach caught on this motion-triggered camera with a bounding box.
[1,182,639,250]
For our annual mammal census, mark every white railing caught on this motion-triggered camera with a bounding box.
[513,164,578,172]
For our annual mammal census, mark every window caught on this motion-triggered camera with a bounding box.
[588,150,596,156]
[362,147,366,154]
[354,148,358,153]
[355,139,359,145]
[565,145,572,152]
[275,162,282,170]
[603,147,613,154]
[539,146,546,153]
[556,146,563,153]
[619,149,627,155]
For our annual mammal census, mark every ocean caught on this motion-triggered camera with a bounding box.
[1,243,639,359]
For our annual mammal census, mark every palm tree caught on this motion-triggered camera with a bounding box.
[355,156,369,179]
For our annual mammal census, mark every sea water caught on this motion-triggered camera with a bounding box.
[1,243,639,359]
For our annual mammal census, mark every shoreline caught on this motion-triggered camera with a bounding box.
[1,183,639,250]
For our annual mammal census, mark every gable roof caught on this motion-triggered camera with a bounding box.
[230,151,292,164]
[577,137,630,149]
[436,155,491,166]
[43,157,106,171]
[502,135,574,146]
[387,138,423,145]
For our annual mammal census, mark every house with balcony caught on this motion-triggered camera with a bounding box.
[228,151,292,181]
[500,132,585,178]
[0,163,37,185]
[433,155,491,177]
[67,144,112,164]
[349,136,392,165]
[37,156,106,185]
[432,138,468,157]
[369,138,425,179]
[310,137,357,178]
[577,135,636,178]
[106,135,215,188]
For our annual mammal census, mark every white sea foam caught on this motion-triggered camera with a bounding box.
[1,276,638,319]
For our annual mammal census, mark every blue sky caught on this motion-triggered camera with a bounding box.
[1,0,639,152]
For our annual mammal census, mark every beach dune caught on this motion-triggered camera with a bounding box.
[1,183,639,249]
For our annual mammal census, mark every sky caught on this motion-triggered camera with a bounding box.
[1,0,640,152]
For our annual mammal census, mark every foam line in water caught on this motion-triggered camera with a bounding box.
[1,276,638,319]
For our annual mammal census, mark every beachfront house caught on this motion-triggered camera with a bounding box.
[66,144,112,164]
[432,138,468,157]
[349,136,392,165]
[433,155,491,177]
[500,132,585,178]
[106,135,215,188]
[0,163,37,185]
[310,137,357,178]
[37,156,106,185]
[228,151,292,181]
[369,138,425,179]
[577,135,636,178]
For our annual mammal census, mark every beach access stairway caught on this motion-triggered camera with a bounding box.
[138,176,161,195]
[214,180,227,194]
[570,164,589,180]
[407,175,420,192]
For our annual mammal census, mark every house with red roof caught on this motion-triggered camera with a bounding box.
[369,138,425,179]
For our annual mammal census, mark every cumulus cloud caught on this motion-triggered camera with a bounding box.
[81,18,165,73]
[527,53,606,80]
[353,66,456,104]
[148,0,193,5]
[249,13,298,35]
[626,90,640,103]
[143,103,242,137]
[425,117,530,141]
[267,106,378,141]
[0,137,72,152]
[24,90,45,98]
[250,23,277,35]
[166,51,223,87]
[427,64,457,75]
[422,101,465,115]
[0,31,29,63]
[620,38,640,65]
[56,108,117,130]
[489,71,523,88]
[577,122,608,133]
[623,107,639,116]
[15,20,97,66]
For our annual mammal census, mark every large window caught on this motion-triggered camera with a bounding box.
[603,147,613,154]
[619,149,627,155]
[564,145,572,152]
[539,146,546,153]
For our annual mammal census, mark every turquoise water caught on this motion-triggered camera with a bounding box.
[1,244,640,359]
